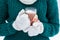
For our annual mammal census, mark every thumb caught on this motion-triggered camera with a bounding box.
[15,9,25,20]
[18,9,25,16]
[34,15,38,19]
[32,15,38,22]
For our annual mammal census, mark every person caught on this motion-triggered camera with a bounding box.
[0,0,59,40]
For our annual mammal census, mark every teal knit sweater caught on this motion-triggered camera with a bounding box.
[0,0,59,40]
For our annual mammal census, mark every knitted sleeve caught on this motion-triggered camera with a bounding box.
[0,0,17,36]
[41,0,59,37]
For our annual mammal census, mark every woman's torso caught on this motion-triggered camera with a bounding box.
[4,0,49,40]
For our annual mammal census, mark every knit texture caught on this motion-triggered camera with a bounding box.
[0,0,59,40]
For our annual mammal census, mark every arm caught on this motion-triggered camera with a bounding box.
[41,0,59,37]
[23,0,59,37]
[0,0,17,36]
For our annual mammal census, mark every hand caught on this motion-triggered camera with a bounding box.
[27,21,44,37]
[27,26,40,37]
[12,9,30,31]
[28,14,38,25]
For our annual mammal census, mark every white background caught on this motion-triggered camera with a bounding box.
[0,0,60,40]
